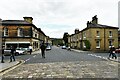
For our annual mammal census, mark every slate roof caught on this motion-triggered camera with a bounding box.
[1,20,31,25]
[0,20,46,36]
[82,23,119,32]
[88,23,118,29]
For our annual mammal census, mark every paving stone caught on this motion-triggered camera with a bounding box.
[2,61,119,78]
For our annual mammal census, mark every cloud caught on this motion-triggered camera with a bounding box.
[0,0,119,38]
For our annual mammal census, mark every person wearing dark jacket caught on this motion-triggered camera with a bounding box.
[108,46,117,59]
[40,42,46,58]
[10,46,16,62]
[1,46,5,63]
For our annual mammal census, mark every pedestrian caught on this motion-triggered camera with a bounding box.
[112,46,117,59]
[108,46,117,59]
[1,45,5,63]
[67,46,71,51]
[10,46,16,62]
[29,45,32,55]
[40,42,46,58]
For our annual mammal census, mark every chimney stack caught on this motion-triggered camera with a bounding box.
[75,29,79,34]
[0,18,2,22]
[87,21,90,27]
[92,15,98,24]
[23,17,33,24]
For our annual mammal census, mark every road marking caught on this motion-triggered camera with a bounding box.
[25,58,30,62]
[96,56,102,58]
[33,55,36,58]
[88,54,108,60]
[88,54,92,56]
[102,57,107,60]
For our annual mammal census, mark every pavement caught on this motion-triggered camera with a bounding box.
[0,50,40,75]
[0,60,25,76]
[0,49,119,76]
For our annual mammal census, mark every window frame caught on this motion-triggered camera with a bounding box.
[96,31,100,37]
[18,28,23,37]
[109,40,113,48]
[109,31,112,37]
[96,40,100,49]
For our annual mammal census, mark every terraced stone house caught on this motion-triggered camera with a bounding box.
[68,15,119,52]
[0,17,48,51]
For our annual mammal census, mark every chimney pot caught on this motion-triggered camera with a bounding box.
[23,17,33,24]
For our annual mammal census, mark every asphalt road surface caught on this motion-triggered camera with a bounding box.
[1,46,119,79]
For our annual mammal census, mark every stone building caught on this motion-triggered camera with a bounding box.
[118,30,120,47]
[68,15,119,52]
[0,17,47,51]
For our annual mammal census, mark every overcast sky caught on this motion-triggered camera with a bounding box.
[0,0,119,38]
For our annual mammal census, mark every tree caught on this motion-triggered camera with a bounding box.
[84,40,91,50]
[63,32,68,46]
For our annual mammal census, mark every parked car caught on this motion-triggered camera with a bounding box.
[22,48,30,52]
[15,48,27,55]
[62,45,66,49]
[4,49,11,56]
[46,45,52,50]
[57,45,60,47]
[4,48,27,56]
[115,48,120,53]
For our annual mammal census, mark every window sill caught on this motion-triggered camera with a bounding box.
[96,47,100,49]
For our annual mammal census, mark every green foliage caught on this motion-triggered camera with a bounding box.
[63,32,69,46]
[52,38,63,46]
[84,40,91,50]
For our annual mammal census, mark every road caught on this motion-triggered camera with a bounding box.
[1,46,120,79]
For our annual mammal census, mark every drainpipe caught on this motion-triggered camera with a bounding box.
[104,28,106,51]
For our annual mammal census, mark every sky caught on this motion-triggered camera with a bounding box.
[0,0,119,38]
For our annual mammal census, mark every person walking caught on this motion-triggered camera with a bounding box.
[112,46,117,59]
[29,45,32,55]
[40,42,46,58]
[1,45,5,63]
[10,46,16,62]
[108,46,117,59]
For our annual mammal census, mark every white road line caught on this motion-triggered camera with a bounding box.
[103,57,107,60]
[96,56,102,58]
[33,55,36,58]
[88,54,92,56]
[88,54,108,60]
[25,58,30,62]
